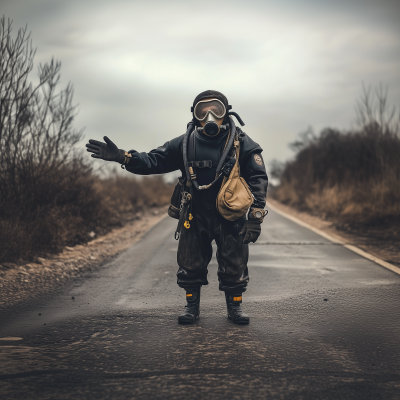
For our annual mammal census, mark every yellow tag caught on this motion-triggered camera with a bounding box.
[186,293,193,297]
[189,213,193,221]
[233,296,242,302]
[184,221,190,229]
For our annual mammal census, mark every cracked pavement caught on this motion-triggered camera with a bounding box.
[1,209,400,399]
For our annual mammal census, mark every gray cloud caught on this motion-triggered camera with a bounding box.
[2,0,400,174]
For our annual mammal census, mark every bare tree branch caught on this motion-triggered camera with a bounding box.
[0,15,84,210]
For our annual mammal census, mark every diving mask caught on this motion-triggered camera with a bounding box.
[194,99,226,136]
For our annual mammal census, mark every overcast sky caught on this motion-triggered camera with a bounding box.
[2,0,400,178]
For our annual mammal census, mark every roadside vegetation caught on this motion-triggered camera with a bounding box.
[0,17,172,264]
[271,86,400,234]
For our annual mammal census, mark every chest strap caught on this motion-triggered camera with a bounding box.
[185,160,216,169]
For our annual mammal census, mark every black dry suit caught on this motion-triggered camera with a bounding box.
[125,97,268,293]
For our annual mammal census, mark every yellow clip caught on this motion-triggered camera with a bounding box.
[189,213,193,221]
[184,221,190,229]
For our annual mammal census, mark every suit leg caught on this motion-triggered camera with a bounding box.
[215,215,249,293]
[177,210,213,289]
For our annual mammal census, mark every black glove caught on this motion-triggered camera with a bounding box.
[239,219,261,244]
[86,136,125,163]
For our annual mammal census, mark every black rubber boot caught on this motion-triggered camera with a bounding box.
[178,287,201,324]
[225,293,249,324]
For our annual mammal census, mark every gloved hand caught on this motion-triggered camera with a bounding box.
[86,136,125,163]
[239,219,261,244]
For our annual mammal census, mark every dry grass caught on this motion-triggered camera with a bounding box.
[96,174,174,215]
[0,166,173,264]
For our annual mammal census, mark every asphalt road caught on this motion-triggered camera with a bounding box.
[1,209,400,399]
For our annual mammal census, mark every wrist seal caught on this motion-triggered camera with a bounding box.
[119,150,132,169]
[248,208,268,222]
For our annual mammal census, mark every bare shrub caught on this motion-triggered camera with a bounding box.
[0,17,173,263]
[355,83,400,136]
[0,16,92,262]
[272,87,400,227]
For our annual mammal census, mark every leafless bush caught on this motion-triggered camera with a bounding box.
[0,17,82,185]
[0,17,173,263]
[355,83,400,136]
[272,87,400,227]
[0,16,95,262]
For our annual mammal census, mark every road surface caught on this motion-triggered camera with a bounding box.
[1,209,400,399]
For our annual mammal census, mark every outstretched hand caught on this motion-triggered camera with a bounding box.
[86,136,125,163]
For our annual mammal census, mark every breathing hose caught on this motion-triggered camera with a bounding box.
[228,111,245,127]
[215,117,236,177]
[183,117,237,191]
[175,115,242,239]
[182,121,195,184]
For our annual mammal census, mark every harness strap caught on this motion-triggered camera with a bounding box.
[185,160,216,168]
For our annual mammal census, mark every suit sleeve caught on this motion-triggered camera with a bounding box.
[239,133,268,209]
[125,135,184,175]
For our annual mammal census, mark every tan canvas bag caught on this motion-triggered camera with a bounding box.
[216,137,254,221]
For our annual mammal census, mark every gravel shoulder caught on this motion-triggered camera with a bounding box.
[267,198,400,268]
[0,207,168,311]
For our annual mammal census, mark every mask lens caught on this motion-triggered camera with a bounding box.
[194,100,226,120]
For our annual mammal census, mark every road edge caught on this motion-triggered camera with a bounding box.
[266,201,400,276]
[0,208,170,311]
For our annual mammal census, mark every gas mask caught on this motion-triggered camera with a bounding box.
[193,99,227,137]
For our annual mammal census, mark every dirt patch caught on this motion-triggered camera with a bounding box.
[267,199,400,268]
[0,207,168,311]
